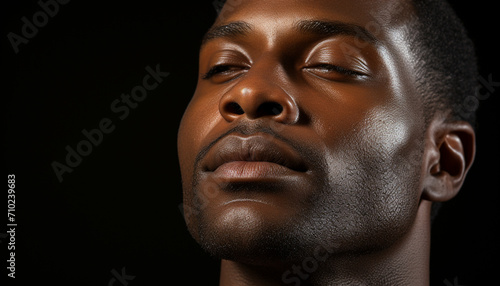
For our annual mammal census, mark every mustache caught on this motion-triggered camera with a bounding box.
[194,123,285,172]
[192,121,322,179]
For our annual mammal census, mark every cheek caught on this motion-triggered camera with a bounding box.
[309,98,424,248]
[178,91,220,179]
[360,114,422,225]
[356,114,422,211]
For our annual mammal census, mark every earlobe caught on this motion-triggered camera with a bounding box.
[421,120,476,202]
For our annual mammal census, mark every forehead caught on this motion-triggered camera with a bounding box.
[216,0,413,42]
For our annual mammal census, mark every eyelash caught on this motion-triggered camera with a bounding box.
[202,65,242,80]
[201,63,365,80]
[309,64,366,77]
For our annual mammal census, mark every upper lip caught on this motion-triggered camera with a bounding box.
[203,133,308,173]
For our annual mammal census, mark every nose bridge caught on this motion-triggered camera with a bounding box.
[248,54,282,86]
[219,55,299,124]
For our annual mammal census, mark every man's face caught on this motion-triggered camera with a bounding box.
[178,0,426,263]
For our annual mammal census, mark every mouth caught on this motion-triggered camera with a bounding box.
[202,133,308,181]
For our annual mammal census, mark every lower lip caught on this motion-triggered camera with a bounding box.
[212,161,299,180]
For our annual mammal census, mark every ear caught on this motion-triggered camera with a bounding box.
[421,119,476,202]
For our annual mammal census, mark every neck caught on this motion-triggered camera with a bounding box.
[219,200,431,286]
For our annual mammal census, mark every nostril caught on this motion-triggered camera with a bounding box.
[225,102,245,115]
[257,102,283,117]
[271,104,283,115]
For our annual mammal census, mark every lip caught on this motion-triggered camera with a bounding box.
[202,133,308,180]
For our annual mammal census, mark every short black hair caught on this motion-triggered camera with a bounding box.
[409,0,478,127]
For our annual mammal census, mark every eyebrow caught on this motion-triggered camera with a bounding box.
[294,19,378,44]
[201,19,378,47]
[201,21,253,46]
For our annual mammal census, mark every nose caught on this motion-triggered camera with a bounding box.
[219,68,299,124]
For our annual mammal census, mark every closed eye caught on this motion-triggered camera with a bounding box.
[307,64,367,77]
[202,65,247,80]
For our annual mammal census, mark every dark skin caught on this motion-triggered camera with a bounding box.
[178,0,475,285]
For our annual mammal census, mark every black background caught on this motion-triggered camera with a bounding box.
[3,1,499,285]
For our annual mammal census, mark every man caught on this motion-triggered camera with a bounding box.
[177,0,477,285]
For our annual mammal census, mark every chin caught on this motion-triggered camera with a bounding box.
[192,202,303,264]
